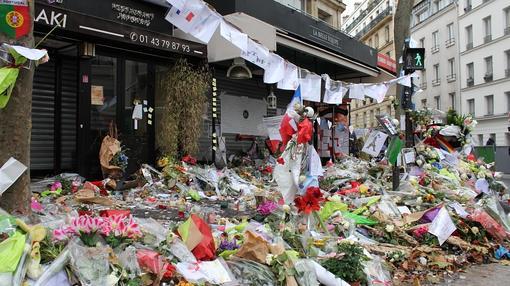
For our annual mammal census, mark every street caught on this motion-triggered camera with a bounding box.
[440,263,510,286]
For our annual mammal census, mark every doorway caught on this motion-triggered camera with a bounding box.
[79,50,157,179]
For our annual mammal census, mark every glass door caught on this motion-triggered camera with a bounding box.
[81,53,155,179]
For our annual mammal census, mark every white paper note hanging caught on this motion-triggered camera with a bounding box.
[188,8,222,43]
[165,0,205,33]
[132,104,143,130]
[364,83,389,103]
[219,20,248,52]
[277,62,299,90]
[348,84,365,100]
[0,157,27,196]
[322,74,348,104]
[241,38,270,69]
[299,70,321,102]
[263,53,285,83]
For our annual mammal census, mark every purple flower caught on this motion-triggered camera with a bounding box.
[257,201,278,216]
[219,239,239,251]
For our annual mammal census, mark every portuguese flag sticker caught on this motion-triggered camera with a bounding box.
[0,3,30,39]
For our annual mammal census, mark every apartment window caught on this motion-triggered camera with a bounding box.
[432,0,439,13]
[484,56,493,82]
[506,50,510,78]
[368,38,372,48]
[433,64,440,85]
[420,71,427,89]
[318,9,333,25]
[465,0,472,12]
[446,23,455,46]
[374,34,379,48]
[485,95,494,115]
[432,31,439,52]
[355,114,359,126]
[376,108,381,115]
[489,133,496,145]
[434,96,440,109]
[466,62,474,86]
[505,7,510,35]
[447,58,456,81]
[419,37,425,48]
[468,99,475,115]
[386,51,391,58]
[363,112,367,127]
[477,134,483,146]
[369,110,374,126]
[384,26,390,43]
[483,16,492,43]
[421,99,427,108]
[449,92,456,109]
[465,25,473,50]
[507,92,510,112]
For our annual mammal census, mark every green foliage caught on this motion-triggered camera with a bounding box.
[156,59,210,159]
[321,242,369,284]
[40,236,66,264]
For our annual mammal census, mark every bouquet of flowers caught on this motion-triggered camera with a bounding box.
[110,146,129,172]
[101,215,142,249]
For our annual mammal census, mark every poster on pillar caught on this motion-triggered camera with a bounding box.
[318,109,349,158]
[220,93,267,136]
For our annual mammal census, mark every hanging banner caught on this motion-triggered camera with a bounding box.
[277,61,299,90]
[362,131,388,157]
[0,2,30,39]
[241,38,270,69]
[322,74,348,104]
[263,53,285,84]
[219,20,248,51]
[299,70,321,102]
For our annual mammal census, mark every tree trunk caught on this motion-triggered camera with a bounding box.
[0,1,35,214]
[393,0,415,117]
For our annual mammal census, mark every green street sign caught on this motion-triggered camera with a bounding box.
[403,48,425,71]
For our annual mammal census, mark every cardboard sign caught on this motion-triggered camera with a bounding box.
[362,131,388,157]
[376,114,398,136]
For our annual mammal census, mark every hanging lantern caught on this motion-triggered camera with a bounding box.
[267,91,277,109]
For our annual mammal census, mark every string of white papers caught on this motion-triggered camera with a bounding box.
[165,0,416,104]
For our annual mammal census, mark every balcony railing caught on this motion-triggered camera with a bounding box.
[354,6,393,39]
[420,82,427,89]
[447,74,456,82]
[464,5,472,12]
[506,69,510,78]
[505,27,510,36]
[432,79,441,86]
[431,45,439,53]
[345,0,385,33]
[445,38,455,47]
[467,78,474,87]
[484,34,492,44]
[466,42,473,50]
[484,73,493,82]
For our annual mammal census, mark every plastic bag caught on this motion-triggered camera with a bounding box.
[469,208,508,241]
[176,257,236,285]
[0,216,16,236]
[274,147,302,204]
[364,255,392,286]
[12,235,32,286]
[33,246,70,286]
[307,260,350,286]
[138,218,168,247]
[294,259,320,286]
[0,232,26,273]
[69,241,110,286]
[117,246,141,276]
[226,257,277,286]
[169,238,197,263]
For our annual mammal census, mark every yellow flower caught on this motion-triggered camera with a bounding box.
[157,157,169,167]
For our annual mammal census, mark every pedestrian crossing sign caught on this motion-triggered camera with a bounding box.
[403,48,425,71]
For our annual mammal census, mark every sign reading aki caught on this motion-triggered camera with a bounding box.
[35,8,67,28]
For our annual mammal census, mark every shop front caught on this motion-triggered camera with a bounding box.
[30,0,206,179]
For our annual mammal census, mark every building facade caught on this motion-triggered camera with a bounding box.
[275,0,346,28]
[410,0,460,113]
[342,0,397,128]
[458,0,510,146]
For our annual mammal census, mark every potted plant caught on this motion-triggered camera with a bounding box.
[321,242,369,286]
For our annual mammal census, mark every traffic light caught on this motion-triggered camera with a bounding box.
[403,48,425,71]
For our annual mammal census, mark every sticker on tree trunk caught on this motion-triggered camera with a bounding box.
[0,3,30,39]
